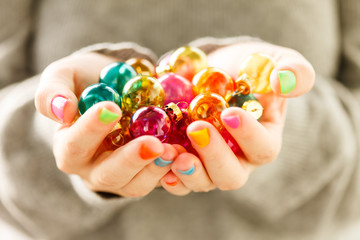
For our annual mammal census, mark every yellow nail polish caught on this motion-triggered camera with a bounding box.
[188,128,210,148]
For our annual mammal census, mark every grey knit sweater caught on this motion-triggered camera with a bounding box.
[0,0,360,239]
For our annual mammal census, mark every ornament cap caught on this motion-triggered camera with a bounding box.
[164,102,183,123]
[235,74,252,95]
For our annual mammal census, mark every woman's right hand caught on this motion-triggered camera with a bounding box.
[35,52,178,197]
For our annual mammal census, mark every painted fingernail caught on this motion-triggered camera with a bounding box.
[188,128,210,148]
[139,144,161,160]
[165,180,178,186]
[51,96,68,122]
[154,157,172,167]
[99,108,120,124]
[163,173,179,186]
[222,115,240,128]
[177,165,195,175]
[279,70,297,94]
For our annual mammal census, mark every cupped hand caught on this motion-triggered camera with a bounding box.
[35,53,178,197]
[160,41,315,195]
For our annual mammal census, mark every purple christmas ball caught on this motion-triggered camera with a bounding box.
[129,106,172,142]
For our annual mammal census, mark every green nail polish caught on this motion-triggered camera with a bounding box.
[99,108,119,124]
[279,70,296,94]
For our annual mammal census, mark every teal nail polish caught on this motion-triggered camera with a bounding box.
[154,157,172,167]
[279,70,296,94]
[177,165,195,175]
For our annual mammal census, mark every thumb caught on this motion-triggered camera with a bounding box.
[269,50,315,97]
[35,52,117,124]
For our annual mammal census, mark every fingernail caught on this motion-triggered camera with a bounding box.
[139,144,161,160]
[188,128,210,148]
[279,70,296,94]
[222,115,240,128]
[177,165,195,175]
[154,157,172,167]
[99,108,120,124]
[51,96,69,122]
[165,180,178,186]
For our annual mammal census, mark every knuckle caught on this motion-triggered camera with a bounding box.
[95,172,120,190]
[172,189,191,196]
[192,185,215,193]
[217,176,248,191]
[53,145,78,174]
[122,188,151,198]
[62,139,88,160]
[277,46,302,58]
[254,146,279,164]
[34,88,44,112]
[131,191,150,198]
[287,48,302,57]
[55,159,75,174]
[211,159,228,173]
[42,58,74,79]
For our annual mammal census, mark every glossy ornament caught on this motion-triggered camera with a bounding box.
[228,92,263,120]
[163,102,184,123]
[188,93,228,128]
[188,93,241,154]
[158,73,195,105]
[121,75,165,114]
[168,46,208,81]
[125,58,156,77]
[234,75,252,95]
[164,102,198,156]
[103,114,132,150]
[129,106,172,142]
[78,83,120,115]
[156,53,172,77]
[238,53,276,94]
[99,62,137,94]
[192,67,235,101]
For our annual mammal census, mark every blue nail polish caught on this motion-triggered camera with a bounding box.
[154,157,172,167]
[177,165,195,175]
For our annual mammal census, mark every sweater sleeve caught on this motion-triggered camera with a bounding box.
[0,0,36,89]
[338,0,360,89]
[0,42,157,238]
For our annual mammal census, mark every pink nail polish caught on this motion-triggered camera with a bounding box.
[222,115,240,129]
[51,96,68,122]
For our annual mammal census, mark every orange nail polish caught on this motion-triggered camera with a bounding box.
[165,180,178,186]
[188,128,210,148]
[139,144,160,160]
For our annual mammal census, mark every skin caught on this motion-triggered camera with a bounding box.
[35,41,315,197]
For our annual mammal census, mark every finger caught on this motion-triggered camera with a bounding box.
[35,52,117,124]
[86,136,164,193]
[221,106,284,165]
[171,153,215,192]
[206,42,315,98]
[53,101,122,173]
[119,144,178,197]
[172,144,188,154]
[269,48,315,97]
[161,171,191,196]
[186,121,250,190]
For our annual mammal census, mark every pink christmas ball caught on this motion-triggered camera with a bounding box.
[158,73,195,105]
